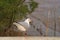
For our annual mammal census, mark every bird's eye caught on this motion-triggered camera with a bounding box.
[29,21,32,24]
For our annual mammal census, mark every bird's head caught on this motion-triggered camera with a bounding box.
[24,18,32,24]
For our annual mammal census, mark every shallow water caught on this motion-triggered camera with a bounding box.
[27,0,60,36]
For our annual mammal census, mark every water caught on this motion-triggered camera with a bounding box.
[27,0,60,36]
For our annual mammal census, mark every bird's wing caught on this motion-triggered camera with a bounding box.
[13,22,26,31]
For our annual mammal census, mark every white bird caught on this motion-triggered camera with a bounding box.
[13,18,32,32]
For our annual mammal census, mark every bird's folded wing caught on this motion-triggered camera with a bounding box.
[13,22,26,31]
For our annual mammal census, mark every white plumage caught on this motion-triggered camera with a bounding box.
[13,18,31,32]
